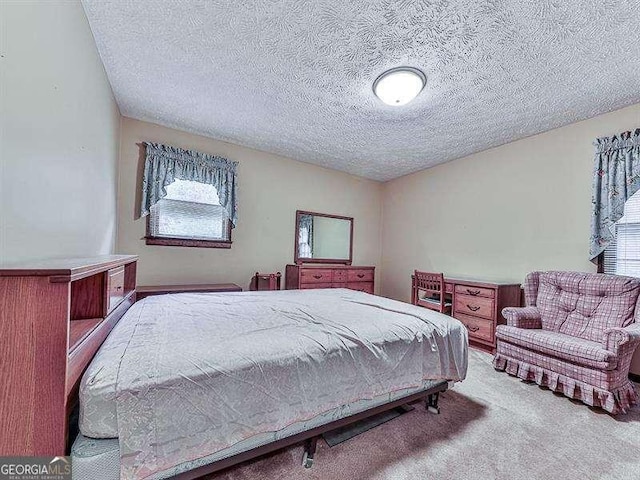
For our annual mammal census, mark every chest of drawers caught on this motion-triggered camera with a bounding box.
[285,264,375,294]
[449,278,521,352]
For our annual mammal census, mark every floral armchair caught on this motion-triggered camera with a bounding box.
[493,271,640,414]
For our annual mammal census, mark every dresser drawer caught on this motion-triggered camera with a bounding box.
[301,282,332,289]
[454,294,494,320]
[300,269,334,284]
[455,313,494,343]
[454,285,495,298]
[347,282,374,294]
[107,266,125,312]
[332,270,348,282]
[347,269,374,282]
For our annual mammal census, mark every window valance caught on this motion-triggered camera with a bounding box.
[590,128,640,261]
[140,142,238,227]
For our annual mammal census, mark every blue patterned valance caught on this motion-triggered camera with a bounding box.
[140,142,238,227]
[589,128,640,261]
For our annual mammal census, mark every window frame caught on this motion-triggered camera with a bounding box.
[598,199,640,277]
[144,201,233,249]
[597,252,605,274]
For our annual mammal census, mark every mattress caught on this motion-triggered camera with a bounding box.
[72,379,447,480]
[79,288,467,479]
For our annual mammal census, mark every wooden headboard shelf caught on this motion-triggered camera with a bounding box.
[0,254,137,456]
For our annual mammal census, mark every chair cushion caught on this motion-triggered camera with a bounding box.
[535,272,640,342]
[496,325,618,370]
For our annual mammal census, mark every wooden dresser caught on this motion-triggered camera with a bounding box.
[412,275,521,352]
[0,255,137,456]
[450,278,521,352]
[285,264,375,294]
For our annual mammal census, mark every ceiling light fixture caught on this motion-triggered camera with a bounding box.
[373,67,426,106]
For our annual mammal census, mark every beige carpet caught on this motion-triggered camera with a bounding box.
[207,350,640,480]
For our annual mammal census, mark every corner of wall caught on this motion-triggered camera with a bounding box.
[114,113,124,254]
[377,181,387,297]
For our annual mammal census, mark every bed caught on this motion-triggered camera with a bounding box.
[73,288,468,479]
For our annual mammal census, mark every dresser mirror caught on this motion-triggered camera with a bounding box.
[294,210,353,265]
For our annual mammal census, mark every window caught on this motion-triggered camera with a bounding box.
[602,190,640,277]
[146,178,232,248]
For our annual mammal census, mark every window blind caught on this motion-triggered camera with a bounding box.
[150,199,228,240]
[148,179,229,241]
[603,191,640,277]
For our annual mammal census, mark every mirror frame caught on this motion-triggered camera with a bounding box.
[294,210,353,265]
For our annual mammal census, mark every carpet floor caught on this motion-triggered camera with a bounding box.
[206,349,640,480]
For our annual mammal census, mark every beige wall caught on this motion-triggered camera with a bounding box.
[380,102,640,372]
[0,1,120,262]
[116,118,383,290]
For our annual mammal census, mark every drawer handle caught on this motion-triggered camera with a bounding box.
[466,304,481,312]
[466,324,480,332]
[313,274,323,279]
[357,273,365,278]
[116,286,122,290]
[466,289,481,296]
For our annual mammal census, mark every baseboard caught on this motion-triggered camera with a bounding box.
[630,372,640,383]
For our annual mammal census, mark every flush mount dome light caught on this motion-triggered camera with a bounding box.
[373,67,426,106]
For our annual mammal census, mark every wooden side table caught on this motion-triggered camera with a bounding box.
[136,283,242,300]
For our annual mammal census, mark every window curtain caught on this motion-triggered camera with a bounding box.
[140,142,238,227]
[590,128,640,261]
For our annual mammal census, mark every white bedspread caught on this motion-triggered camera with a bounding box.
[79,289,467,479]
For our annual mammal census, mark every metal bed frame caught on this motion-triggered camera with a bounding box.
[174,380,447,478]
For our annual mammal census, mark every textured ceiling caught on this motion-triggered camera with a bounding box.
[82,0,640,181]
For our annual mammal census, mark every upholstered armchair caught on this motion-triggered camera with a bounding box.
[493,271,640,414]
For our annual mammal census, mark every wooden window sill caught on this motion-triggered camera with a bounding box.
[144,236,232,249]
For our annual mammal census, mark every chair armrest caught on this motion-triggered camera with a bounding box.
[602,323,640,353]
[501,307,542,329]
